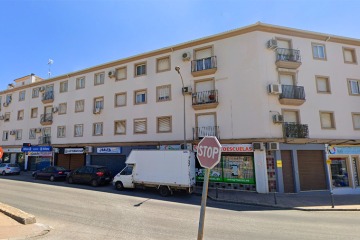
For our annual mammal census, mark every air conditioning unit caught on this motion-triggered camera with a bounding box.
[108,70,116,78]
[94,108,101,114]
[182,52,191,61]
[268,84,282,95]
[3,102,8,107]
[252,142,265,151]
[0,115,4,120]
[85,146,93,153]
[273,114,284,123]
[267,39,278,49]
[39,86,45,92]
[267,142,280,151]
[52,107,58,113]
[35,128,42,133]
[182,86,192,94]
[10,130,16,135]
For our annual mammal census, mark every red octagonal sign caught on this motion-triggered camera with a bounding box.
[197,136,222,169]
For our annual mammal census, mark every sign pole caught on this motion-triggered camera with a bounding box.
[197,168,210,240]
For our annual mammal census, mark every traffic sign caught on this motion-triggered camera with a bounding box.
[197,136,222,169]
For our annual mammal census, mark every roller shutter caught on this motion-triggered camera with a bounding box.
[57,154,85,170]
[281,150,295,193]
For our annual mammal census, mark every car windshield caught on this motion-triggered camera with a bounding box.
[55,166,67,171]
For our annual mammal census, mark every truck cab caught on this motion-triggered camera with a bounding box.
[113,164,134,190]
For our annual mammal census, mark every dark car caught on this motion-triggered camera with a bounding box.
[67,165,112,187]
[33,166,71,181]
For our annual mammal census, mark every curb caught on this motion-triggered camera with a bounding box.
[0,202,36,225]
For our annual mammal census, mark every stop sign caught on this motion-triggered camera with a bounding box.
[197,136,222,169]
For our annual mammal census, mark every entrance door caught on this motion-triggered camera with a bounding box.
[281,150,295,193]
[194,79,215,104]
[196,113,216,139]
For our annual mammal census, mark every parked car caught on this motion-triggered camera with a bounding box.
[0,163,21,175]
[32,166,71,182]
[67,165,112,187]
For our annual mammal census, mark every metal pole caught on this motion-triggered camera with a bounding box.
[325,144,335,208]
[198,168,210,240]
[175,66,187,149]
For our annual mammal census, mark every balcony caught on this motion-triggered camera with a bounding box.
[191,56,217,77]
[279,85,306,106]
[42,91,54,104]
[192,90,219,110]
[283,122,309,138]
[40,113,53,125]
[193,126,220,140]
[39,136,51,145]
[275,48,301,69]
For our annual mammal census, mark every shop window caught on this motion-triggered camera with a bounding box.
[330,158,349,187]
[352,157,359,187]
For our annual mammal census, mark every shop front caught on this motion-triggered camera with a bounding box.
[21,146,53,171]
[327,145,360,194]
[56,148,85,170]
[0,148,24,169]
[90,147,126,176]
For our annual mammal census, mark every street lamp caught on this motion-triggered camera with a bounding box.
[175,66,187,149]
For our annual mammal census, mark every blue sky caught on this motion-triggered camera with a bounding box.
[0,0,359,90]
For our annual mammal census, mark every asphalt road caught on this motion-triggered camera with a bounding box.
[1,175,359,240]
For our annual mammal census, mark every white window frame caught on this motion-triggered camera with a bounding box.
[32,88,39,98]
[15,129,22,140]
[19,91,25,101]
[114,120,126,135]
[156,56,171,73]
[157,116,172,133]
[156,85,171,102]
[94,97,104,111]
[74,124,83,137]
[352,113,360,130]
[29,129,36,139]
[134,89,147,105]
[135,62,146,77]
[115,67,127,81]
[134,118,147,134]
[94,72,105,85]
[58,103,67,115]
[115,92,127,107]
[57,126,66,138]
[17,110,24,120]
[316,76,331,94]
[2,131,8,141]
[320,111,336,129]
[75,100,85,112]
[312,43,326,60]
[60,81,68,93]
[76,77,85,89]
[348,79,360,95]
[31,108,38,118]
[93,122,103,136]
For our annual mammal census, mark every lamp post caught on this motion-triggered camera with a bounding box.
[175,66,187,149]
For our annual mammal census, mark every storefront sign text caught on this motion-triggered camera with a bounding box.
[194,144,253,153]
[22,146,52,152]
[27,152,52,156]
[65,148,84,154]
[328,146,360,155]
[3,148,22,153]
[96,147,121,154]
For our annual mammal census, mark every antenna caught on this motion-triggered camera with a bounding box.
[48,59,54,79]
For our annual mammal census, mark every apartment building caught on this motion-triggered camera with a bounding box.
[0,22,359,194]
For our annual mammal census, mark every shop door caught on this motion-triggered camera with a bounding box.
[298,150,327,191]
[91,155,126,176]
[281,150,295,193]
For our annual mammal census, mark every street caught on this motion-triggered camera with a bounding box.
[0,175,359,240]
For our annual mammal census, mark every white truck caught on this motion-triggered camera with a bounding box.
[112,150,196,196]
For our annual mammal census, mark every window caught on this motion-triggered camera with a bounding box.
[58,103,67,115]
[115,92,127,107]
[31,108,38,118]
[15,130,22,140]
[114,120,126,135]
[316,76,331,93]
[134,118,147,134]
[94,72,105,85]
[116,67,127,81]
[19,91,25,101]
[29,129,36,139]
[156,56,170,72]
[156,85,171,102]
[74,124,83,137]
[343,47,357,64]
[283,110,299,123]
[32,88,39,98]
[4,112,10,122]
[330,158,349,188]
[5,94,12,104]
[348,79,360,95]
[57,126,66,138]
[352,113,360,130]
[94,97,104,113]
[60,81,68,93]
[279,73,295,85]
[312,43,326,60]
[2,131,8,141]
[75,100,85,112]
[93,122,103,136]
[135,62,146,77]
[17,110,24,120]
[320,111,335,129]
[157,116,172,133]
[76,77,85,89]
[134,89,147,105]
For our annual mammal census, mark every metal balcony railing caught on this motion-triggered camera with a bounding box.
[280,85,305,100]
[283,122,309,138]
[192,90,218,105]
[40,113,53,123]
[276,48,301,63]
[193,126,220,140]
[42,91,54,101]
[38,136,51,145]
[191,56,217,72]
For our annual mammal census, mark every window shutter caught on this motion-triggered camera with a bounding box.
[354,115,360,129]
[321,113,332,128]
[116,94,126,106]
[196,48,212,59]
[158,117,171,132]
[344,50,353,62]
[317,77,328,92]
[158,86,170,100]
[116,68,126,79]
[116,121,126,133]
[157,58,170,71]
[135,120,146,133]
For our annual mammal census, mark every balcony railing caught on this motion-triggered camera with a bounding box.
[275,48,301,69]
[193,126,220,140]
[191,56,217,77]
[39,136,51,145]
[279,85,306,106]
[40,113,53,125]
[192,90,219,110]
[42,91,54,103]
[283,122,309,138]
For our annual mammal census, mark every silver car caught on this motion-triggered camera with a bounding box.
[0,163,21,175]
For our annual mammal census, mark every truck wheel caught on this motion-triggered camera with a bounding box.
[159,186,171,197]
[115,181,124,191]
